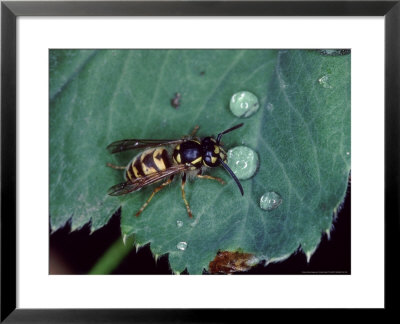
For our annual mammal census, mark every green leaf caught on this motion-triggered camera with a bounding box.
[50,49,350,274]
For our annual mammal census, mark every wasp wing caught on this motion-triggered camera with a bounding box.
[107,164,190,196]
[107,139,184,154]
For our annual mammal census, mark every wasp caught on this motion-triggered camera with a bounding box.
[106,123,244,218]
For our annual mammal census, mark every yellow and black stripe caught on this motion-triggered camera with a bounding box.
[126,148,171,181]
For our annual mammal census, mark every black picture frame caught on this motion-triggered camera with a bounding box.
[1,0,399,321]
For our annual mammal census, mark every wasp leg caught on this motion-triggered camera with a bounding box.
[135,176,173,217]
[181,173,193,218]
[196,174,225,185]
[106,162,126,170]
[190,125,199,137]
[181,126,199,141]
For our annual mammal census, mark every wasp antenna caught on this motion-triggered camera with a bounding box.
[219,159,244,196]
[217,123,244,143]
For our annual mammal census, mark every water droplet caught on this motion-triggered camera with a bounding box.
[176,220,183,228]
[229,91,260,118]
[176,241,188,251]
[240,102,249,110]
[319,49,351,56]
[260,191,282,211]
[346,152,350,156]
[266,103,274,112]
[227,146,259,180]
[318,75,332,89]
[279,80,288,89]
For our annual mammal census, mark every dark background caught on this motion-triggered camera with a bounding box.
[50,183,350,275]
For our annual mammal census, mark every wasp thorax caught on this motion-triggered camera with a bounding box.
[173,140,203,168]
[201,137,226,167]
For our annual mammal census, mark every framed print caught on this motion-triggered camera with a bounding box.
[1,0,399,321]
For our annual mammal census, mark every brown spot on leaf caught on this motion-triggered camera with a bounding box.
[209,251,257,274]
[170,92,181,109]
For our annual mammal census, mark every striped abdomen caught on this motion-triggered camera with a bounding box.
[125,147,171,181]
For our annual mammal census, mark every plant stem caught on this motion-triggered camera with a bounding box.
[88,235,134,274]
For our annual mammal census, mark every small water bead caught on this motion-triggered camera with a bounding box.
[279,79,288,89]
[227,146,259,180]
[176,220,184,228]
[176,241,188,251]
[318,75,332,89]
[229,91,260,118]
[266,103,274,112]
[260,191,282,211]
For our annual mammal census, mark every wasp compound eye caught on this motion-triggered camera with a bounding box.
[201,137,223,167]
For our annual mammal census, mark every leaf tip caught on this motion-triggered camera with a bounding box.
[266,253,291,265]
[325,228,331,241]
[122,234,128,245]
[135,243,142,253]
[305,248,317,263]
[153,253,160,264]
